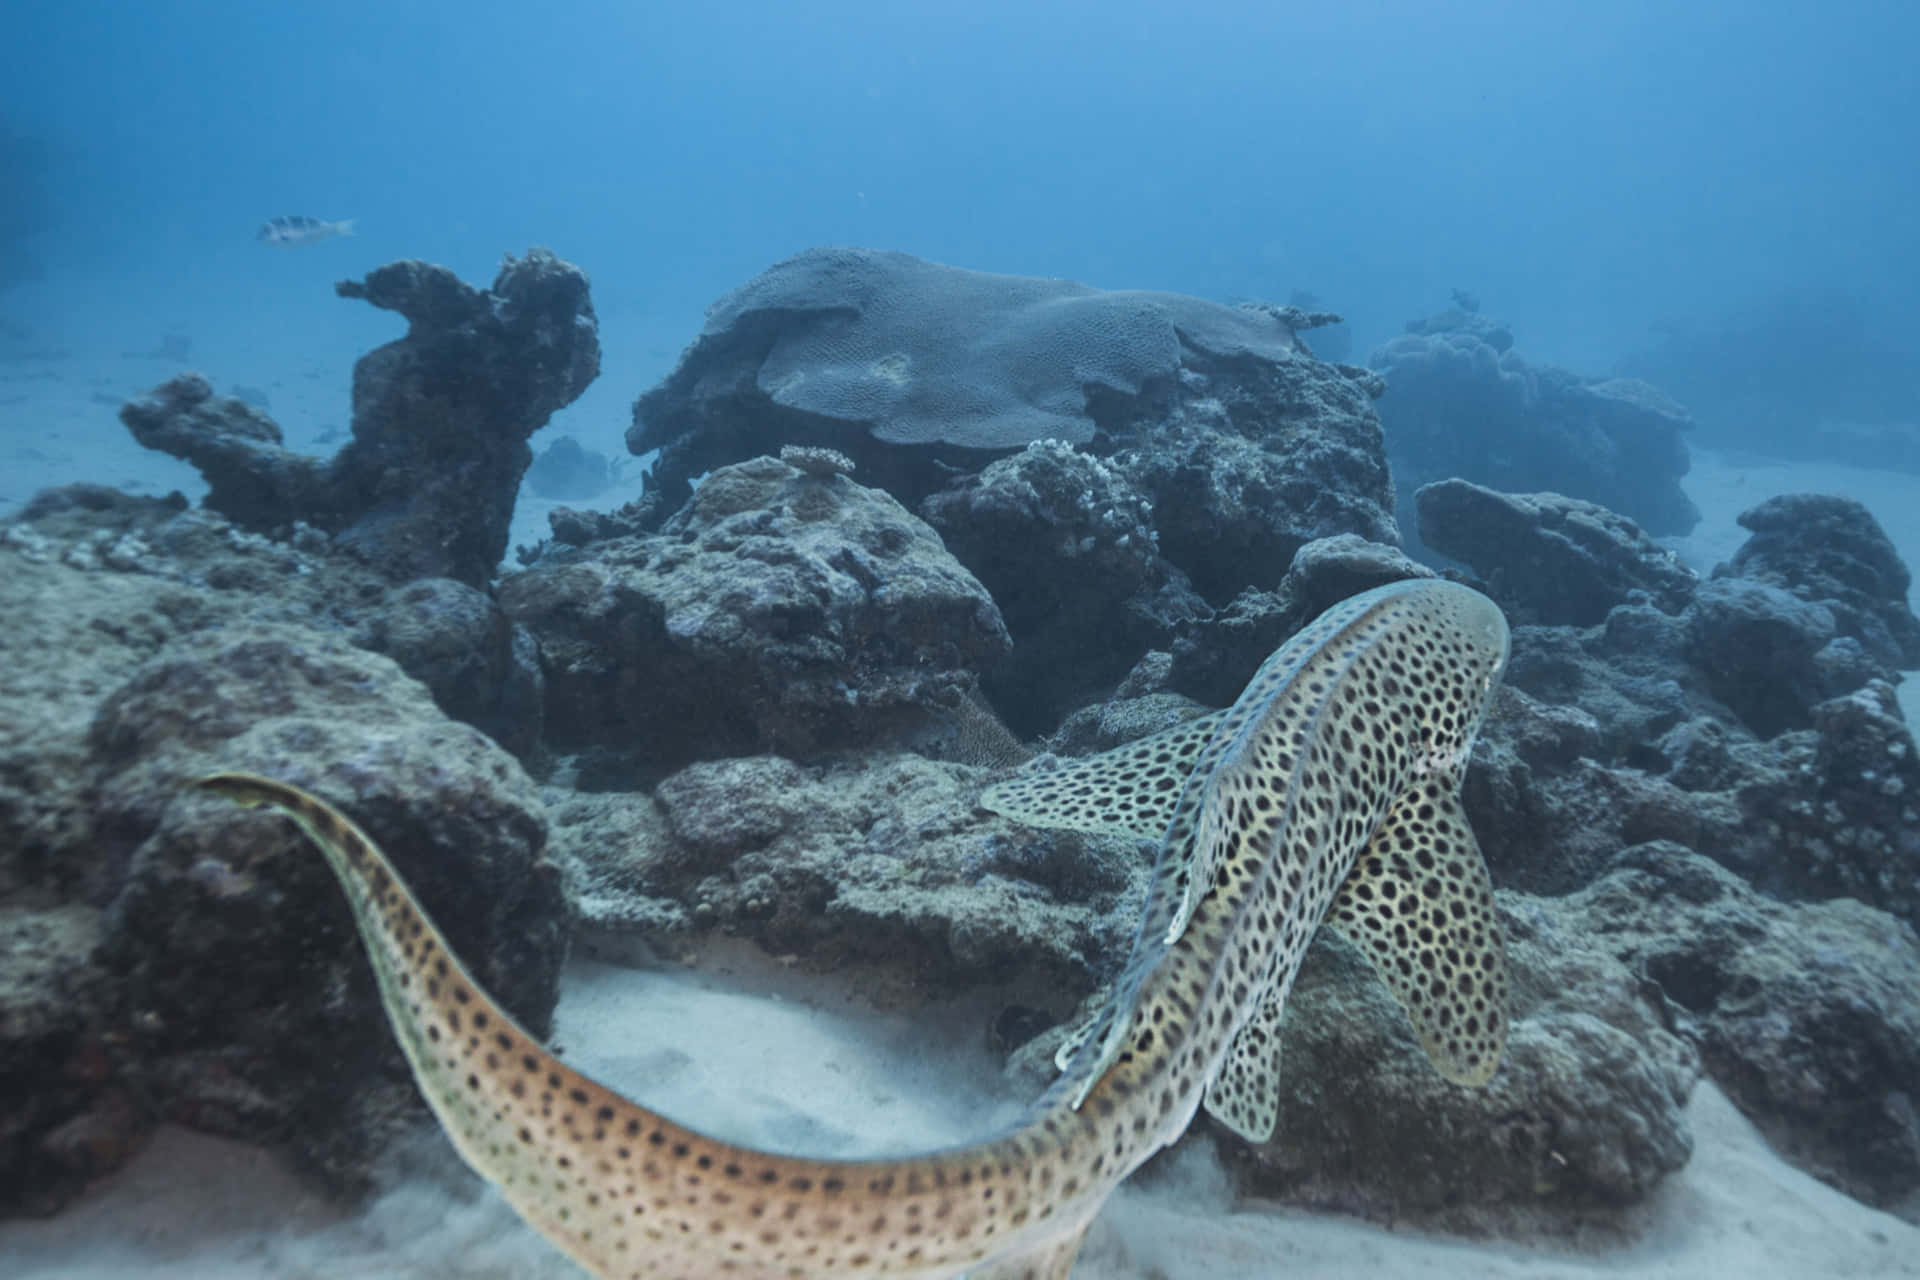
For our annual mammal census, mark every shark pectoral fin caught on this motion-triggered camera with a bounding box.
[1202,985,1285,1144]
[980,710,1227,839]
[1327,773,1509,1086]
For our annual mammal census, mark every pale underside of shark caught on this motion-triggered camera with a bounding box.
[194,577,1512,1280]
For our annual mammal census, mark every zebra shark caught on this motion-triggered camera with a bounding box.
[193,577,1511,1280]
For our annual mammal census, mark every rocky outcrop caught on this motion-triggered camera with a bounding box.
[352,577,546,762]
[627,247,1327,513]
[921,441,1204,735]
[1167,534,1430,707]
[1719,492,1920,669]
[1570,844,1920,1213]
[554,752,1142,993]
[1235,890,1697,1222]
[502,456,1012,776]
[91,625,563,1194]
[611,248,1398,607]
[0,490,566,1214]
[1372,311,1698,544]
[1414,480,1698,625]
[1683,578,1842,737]
[122,249,599,587]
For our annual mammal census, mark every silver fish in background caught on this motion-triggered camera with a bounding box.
[257,214,356,246]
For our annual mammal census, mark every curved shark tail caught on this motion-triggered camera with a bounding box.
[191,772,1087,1279]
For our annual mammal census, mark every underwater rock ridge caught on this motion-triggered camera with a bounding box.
[609,247,1398,578]
[121,248,600,588]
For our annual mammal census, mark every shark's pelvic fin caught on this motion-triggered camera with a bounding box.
[1201,985,1287,1144]
[1324,772,1507,1085]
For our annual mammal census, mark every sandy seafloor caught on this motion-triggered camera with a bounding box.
[4,294,1920,1276]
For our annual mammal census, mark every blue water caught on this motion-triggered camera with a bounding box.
[4,0,1914,376]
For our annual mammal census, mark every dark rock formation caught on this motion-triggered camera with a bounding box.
[555,752,1142,990]
[1238,891,1696,1222]
[91,625,564,1195]
[1571,843,1920,1213]
[1683,578,1841,737]
[1719,493,1920,669]
[1113,359,1398,604]
[0,491,567,1215]
[1371,312,1698,545]
[118,374,330,530]
[352,577,546,762]
[1415,480,1698,626]
[1747,681,1920,936]
[122,249,599,587]
[501,456,1011,777]
[921,441,1205,735]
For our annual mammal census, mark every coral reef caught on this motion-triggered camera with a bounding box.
[1414,480,1698,626]
[1238,891,1697,1222]
[0,492,565,1211]
[1718,492,1920,668]
[122,250,599,587]
[1570,844,1920,1212]
[615,248,1394,573]
[1371,309,1698,545]
[1166,533,1430,707]
[500,455,1011,778]
[6,242,1920,1238]
[922,440,1203,735]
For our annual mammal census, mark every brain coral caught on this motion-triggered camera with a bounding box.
[629,246,1305,455]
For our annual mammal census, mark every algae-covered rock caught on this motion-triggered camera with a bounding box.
[502,455,1011,773]
[0,496,567,1213]
[89,622,565,1196]
[554,751,1143,996]
[922,440,1202,735]
[1415,480,1698,626]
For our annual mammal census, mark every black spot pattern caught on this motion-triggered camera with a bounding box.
[193,773,1114,1279]
[187,580,1510,1280]
[987,581,1511,1145]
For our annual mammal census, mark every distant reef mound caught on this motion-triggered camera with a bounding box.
[1371,306,1699,555]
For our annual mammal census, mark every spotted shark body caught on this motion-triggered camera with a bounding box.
[194,578,1510,1280]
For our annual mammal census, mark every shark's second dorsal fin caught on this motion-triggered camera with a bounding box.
[1202,985,1287,1144]
[1324,771,1509,1085]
